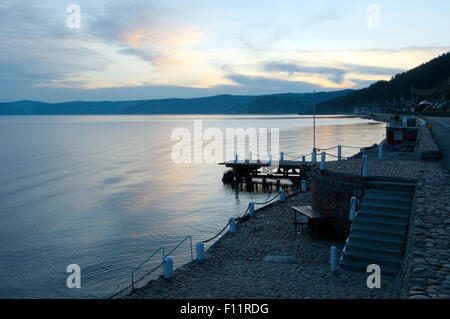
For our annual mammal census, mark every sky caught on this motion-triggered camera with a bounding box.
[0,0,449,102]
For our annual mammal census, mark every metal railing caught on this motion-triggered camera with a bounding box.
[131,246,164,290]
[165,235,193,261]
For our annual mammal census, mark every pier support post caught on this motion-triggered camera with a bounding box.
[378,144,383,160]
[301,180,307,192]
[362,155,368,177]
[302,155,306,164]
[249,202,255,217]
[331,246,337,272]
[280,152,284,161]
[338,145,342,161]
[280,189,285,202]
[196,242,205,261]
[235,154,238,164]
[312,148,317,164]
[320,152,326,171]
[229,217,236,233]
[268,155,273,166]
[163,257,173,279]
[349,196,357,221]
[249,152,252,161]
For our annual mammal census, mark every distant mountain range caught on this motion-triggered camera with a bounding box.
[0,90,353,115]
[318,52,450,113]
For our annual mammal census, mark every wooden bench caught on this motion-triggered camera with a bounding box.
[291,206,328,239]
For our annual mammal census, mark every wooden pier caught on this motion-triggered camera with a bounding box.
[219,159,314,192]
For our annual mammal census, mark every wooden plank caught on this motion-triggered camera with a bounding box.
[291,206,327,219]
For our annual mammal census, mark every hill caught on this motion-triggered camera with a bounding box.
[318,52,450,113]
[0,90,352,115]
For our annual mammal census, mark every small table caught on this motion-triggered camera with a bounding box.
[291,206,328,239]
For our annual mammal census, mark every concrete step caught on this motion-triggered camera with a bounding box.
[344,249,403,267]
[367,180,416,192]
[349,232,404,249]
[361,200,412,212]
[339,258,399,276]
[351,225,406,241]
[356,215,409,230]
[364,190,413,202]
[358,208,410,220]
[346,241,402,258]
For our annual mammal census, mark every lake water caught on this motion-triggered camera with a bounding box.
[0,115,385,298]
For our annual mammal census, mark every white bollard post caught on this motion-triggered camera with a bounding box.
[331,246,337,272]
[280,189,285,202]
[320,152,326,171]
[378,144,383,160]
[302,155,306,164]
[362,155,368,177]
[249,202,255,217]
[301,180,307,192]
[338,145,342,161]
[349,196,357,221]
[163,257,173,279]
[312,148,317,164]
[229,217,236,233]
[235,154,238,164]
[196,242,205,261]
[280,152,284,161]
[249,151,252,161]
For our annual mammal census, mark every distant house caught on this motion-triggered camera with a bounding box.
[435,100,450,111]
[414,101,433,112]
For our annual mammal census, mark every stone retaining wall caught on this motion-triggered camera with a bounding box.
[401,168,450,299]
[415,126,440,160]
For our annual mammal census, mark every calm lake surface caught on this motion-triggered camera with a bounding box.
[0,115,385,298]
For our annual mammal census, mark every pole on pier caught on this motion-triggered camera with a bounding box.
[280,189,285,202]
[349,196,357,221]
[320,152,326,171]
[338,145,342,161]
[362,155,368,177]
[302,155,306,164]
[301,180,307,192]
[163,257,173,279]
[235,154,238,164]
[313,90,316,150]
[331,246,337,272]
[268,155,272,166]
[249,152,252,161]
[196,242,205,261]
[229,217,236,233]
[280,152,284,161]
[249,202,255,217]
[312,148,317,164]
[378,144,383,160]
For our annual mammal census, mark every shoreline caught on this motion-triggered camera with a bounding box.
[125,116,449,299]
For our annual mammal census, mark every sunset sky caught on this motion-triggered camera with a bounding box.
[1,0,449,102]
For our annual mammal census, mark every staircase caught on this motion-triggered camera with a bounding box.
[339,180,416,276]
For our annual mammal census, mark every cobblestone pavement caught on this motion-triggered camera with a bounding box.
[128,192,402,299]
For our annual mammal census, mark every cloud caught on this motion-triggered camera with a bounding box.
[0,1,111,90]
[87,2,204,68]
[265,62,347,83]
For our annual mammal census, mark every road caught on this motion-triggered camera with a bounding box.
[427,117,450,170]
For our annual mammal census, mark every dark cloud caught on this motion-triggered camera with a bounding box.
[265,62,347,83]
